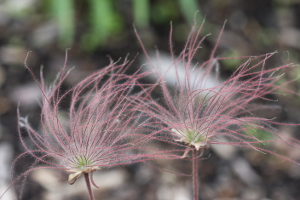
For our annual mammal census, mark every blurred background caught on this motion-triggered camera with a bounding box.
[1,0,300,199]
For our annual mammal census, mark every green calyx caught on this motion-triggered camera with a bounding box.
[75,156,93,170]
[68,156,100,185]
[172,128,207,150]
[186,129,205,144]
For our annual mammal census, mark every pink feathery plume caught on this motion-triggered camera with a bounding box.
[134,20,299,162]
[1,53,172,200]
[137,19,293,157]
[135,19,299,200]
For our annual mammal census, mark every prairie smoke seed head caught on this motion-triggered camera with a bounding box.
[134,20,300,164]
[1,53,161,200]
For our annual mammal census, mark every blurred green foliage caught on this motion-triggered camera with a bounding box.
[44,0,201,51]
[49,0,75,47]
[133,0,150,28]
[220,50,243,70]
[245,127,275,147]
[177,0,203,25]
[81,0,123,51]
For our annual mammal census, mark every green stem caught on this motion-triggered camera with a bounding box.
[192,148,199,200]
[84,173,95,200]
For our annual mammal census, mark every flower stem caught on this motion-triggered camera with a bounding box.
[192,148,199,200]
[84,173,95,200]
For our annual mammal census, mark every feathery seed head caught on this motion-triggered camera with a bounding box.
[135,21,299,160]
[2,53,157,199]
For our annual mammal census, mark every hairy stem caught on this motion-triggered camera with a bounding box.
[84,173,95,200]
[192,148,199,200]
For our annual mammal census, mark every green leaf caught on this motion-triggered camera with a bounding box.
[177,0,202,26]
[50,0,75,47]
[133,0,150,28]
[81,0,123,51]
[245,127,275,146]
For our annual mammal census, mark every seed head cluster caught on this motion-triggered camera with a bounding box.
[2,22,300,200]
